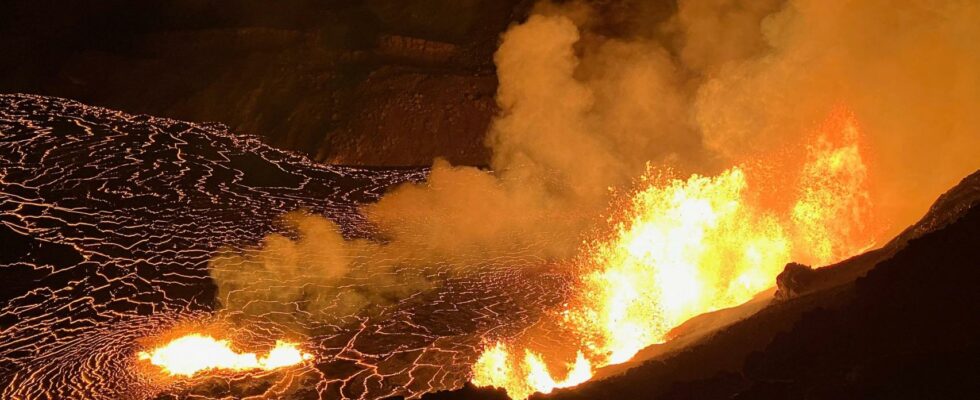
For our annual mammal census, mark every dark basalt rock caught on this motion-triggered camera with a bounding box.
[774,262,815,300]
[418,382,510,400]
[0,0,535,166]
[542,177,980,400]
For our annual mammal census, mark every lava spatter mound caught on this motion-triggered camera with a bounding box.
[0,94,569,399]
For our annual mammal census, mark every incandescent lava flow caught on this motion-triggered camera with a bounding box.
[471,110,878,399]
[138,334,312,376]
[4,0,979,398]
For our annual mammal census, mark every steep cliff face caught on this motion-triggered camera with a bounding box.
[0,0,532,166]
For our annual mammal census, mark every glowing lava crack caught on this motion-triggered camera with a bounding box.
[138,334,312,377]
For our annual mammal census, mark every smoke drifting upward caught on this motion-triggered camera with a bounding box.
[210,0,980,327]
[514,0,980,234]
[688,0,980,233]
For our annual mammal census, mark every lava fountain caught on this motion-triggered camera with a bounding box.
[138,334,312,377]
[472,110,876,399]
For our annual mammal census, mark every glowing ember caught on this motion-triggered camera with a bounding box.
[472,111,875,399]
[138,334,312,377]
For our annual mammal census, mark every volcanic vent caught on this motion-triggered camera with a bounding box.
[3,0,980,398]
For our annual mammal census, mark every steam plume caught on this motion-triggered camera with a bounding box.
[210,0,980,323]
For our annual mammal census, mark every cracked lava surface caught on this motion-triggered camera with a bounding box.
[0,94,573,399]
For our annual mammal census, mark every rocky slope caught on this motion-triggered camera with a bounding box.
[0,0,534,166]
[421,169,980,399]
[541,183,980,400]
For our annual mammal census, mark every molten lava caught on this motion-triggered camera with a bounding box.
[138,334,312,377]
[472,343,593,400]
[569,167,789,365]
[791,109,876,265]
[472,111,876,399]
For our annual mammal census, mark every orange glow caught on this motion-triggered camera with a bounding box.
[570,167,789,365]
[791,109,876,265]
[138,334,312,377]
[472,110,875,399]
[471,342,593,400]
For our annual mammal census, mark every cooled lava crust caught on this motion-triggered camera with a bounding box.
[0,94,570,399]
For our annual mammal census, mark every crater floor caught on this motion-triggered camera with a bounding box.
[0,94,569,399]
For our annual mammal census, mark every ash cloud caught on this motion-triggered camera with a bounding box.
[210,0,980,320]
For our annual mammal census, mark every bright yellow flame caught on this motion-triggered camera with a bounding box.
[571,168,790,365]
[472,342,593,400]
[791,110,876,265]
[138,334,312,377]
[471,110,875,399]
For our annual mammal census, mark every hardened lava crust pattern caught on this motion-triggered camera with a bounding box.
[0,94,570,399]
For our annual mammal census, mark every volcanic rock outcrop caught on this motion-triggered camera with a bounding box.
[0,0,534,165]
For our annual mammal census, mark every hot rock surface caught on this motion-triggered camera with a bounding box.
[0,94,570,399]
